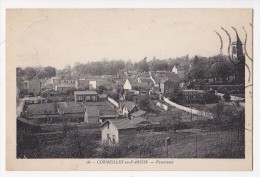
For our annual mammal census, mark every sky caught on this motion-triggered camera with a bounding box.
[7,9,253,69]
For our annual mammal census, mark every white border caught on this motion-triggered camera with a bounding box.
[1,0,259,177]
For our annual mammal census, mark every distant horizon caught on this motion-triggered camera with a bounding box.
[8,9,252,70]
[17,53,230,70]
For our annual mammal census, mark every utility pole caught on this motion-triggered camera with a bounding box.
[190,99,193,122]
[195,133,198,158]
[165,137,170,158]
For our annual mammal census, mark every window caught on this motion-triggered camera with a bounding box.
[112,135,116,144]
[107,134,110,142]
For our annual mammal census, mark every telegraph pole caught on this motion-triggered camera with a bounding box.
[195,133,198,158]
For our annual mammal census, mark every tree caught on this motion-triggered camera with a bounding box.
[189,56,210,80]
[16,67,25,77]
[138,95,151,111]
[24,67,36,80]
[65,129,97,158]
[109,91,119,101]
[138,57,149,72]
[211,102,225,123]
[223,92,231,102]
[37,70,50,79]
[44,66,56,77]
[210,56,233,84]
[165,110,183,132]
[97,85,107,94]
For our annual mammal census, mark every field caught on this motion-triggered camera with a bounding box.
[128,129,245,158]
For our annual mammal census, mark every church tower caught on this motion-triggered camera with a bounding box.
[231,34,244,62]
[231,34,245,84]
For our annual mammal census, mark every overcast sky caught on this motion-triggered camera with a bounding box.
[7,9,252,69]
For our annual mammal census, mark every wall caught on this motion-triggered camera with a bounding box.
[156,102,168,111]
[101,122,119,144]
[108,97,119,108]
[163,97,213,118]
[215,91,244,101]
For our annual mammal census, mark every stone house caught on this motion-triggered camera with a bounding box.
[101,118,136,145]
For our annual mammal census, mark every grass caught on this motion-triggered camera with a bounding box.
[128,130,244,158]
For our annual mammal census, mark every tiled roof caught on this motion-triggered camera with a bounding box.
[126,79,138,86]
[140,78,152,83]
[74,90,97,95]
[85,106,100,117]
[131,117,150,125]
[120,101,136,111]
[57,102,85,114]
[130,110,146,117]
[102,118,136,130]
[56,84,74,88]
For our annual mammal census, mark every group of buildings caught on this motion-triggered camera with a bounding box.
[16,63,210,144]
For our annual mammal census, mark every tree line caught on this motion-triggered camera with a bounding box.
[16,54,241,84]
[17,66,56,80]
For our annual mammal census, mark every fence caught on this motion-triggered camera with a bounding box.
[136,129,244,158]
[163,97,213,118]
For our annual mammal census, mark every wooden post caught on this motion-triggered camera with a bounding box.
[165,137,170,158]
[195,134,198,158]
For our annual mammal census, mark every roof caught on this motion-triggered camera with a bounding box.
[98,105,115,116]
[74,90,98,95]
[101,118,136,130]
[139,77,152,83]
[56,84,74,88]
[126,79,138,86]
[131,117,150,125]
[27,103,58,116]
[22,96,45,101]
[131,110,146,117]
[98,94,108,98]
[85,106,100,117]
[57,102,85,114]
[183,89,203,92]
[120,101,136,111]
[17,117,40,126]
[152,75,168,83]
[83,101,115,116]
[56,75,78,80]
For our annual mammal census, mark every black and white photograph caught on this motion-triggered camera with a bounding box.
[4,8,254,171]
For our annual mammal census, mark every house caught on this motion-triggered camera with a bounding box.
[124,71,138,78]
[101,118,136,144]
[172,65,178,74]
[74,90,98,102]
[57,101,85,122]
[83,101,117,122]
[130,110,146,120]
[21,96,46,104]
[75,79,89,90]
[89,80,97,90]
[98,94,108,101]
[51,75,77,86]
[119,101,139,118]
[182,90,206,101]
[84,106,100,123]
[123,79,137,90]
[160,80,179,96]
[131,117,150,127]
[54,84,74,94]
[98,104,117,122]
[21,79,45,96]
[137,77,154,91]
